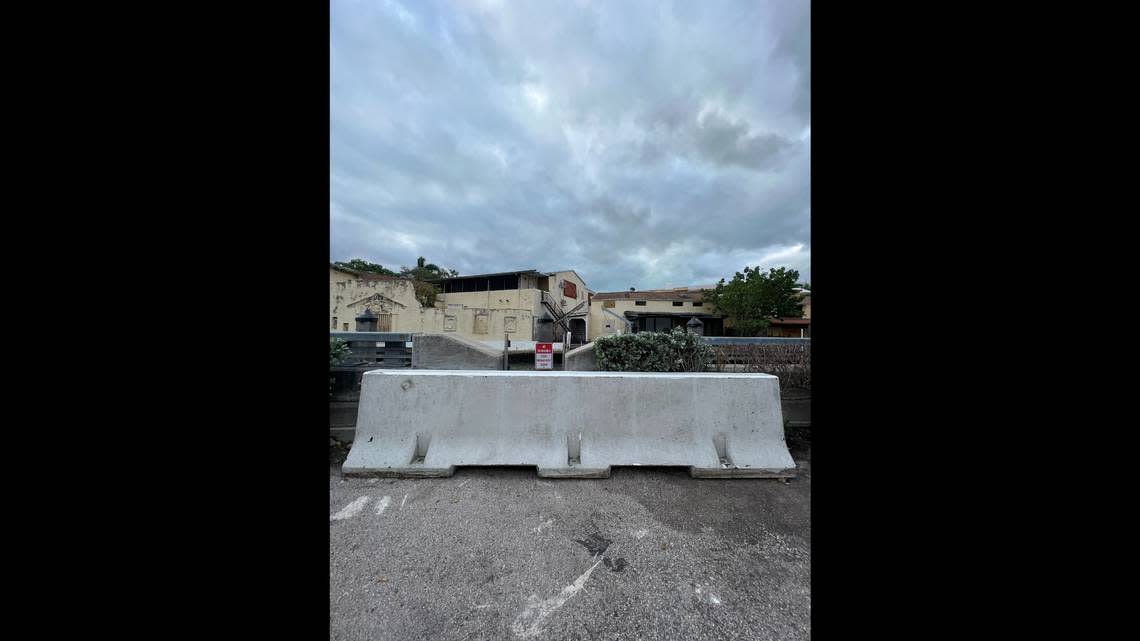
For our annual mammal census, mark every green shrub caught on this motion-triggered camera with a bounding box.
[330,337,350,367]
[593,328,712,372]
[330,338,349,398]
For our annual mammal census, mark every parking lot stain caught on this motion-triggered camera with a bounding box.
[574,532,611,556]
[575,532,629,573]
[603,557,627,572]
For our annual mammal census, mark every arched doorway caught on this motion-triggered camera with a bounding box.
[569,318,587,345]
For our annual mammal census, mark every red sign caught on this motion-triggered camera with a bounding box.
[535,342,553,370]
[563,281,577,299]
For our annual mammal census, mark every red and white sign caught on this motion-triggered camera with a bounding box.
[535,342,553,370]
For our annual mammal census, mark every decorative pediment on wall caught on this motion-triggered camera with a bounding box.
[346,293,407,314]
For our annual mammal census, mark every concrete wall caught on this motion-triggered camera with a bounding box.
[330,268,425,332]
[343,370,794,477]
[331,267,594,345]
[331,267,539,341]
[434,288,539,341]
[781,388,811,426]
[411,333,503,370]
[564,343,597,371]
[332,386,810,443]
[588,305,629,340]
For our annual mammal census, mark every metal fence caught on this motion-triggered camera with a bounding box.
[701,336,810,346]
[330,331,413,368]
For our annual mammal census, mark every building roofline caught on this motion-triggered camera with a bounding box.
[430,268,592,290]
[429,269,544,282]
[330,264,407,281]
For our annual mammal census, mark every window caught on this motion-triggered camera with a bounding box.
[635,300,647,306]
[332,317,338,329]
[693,302,703,307]
[342,323,349,331]
[639,316,673,332]
[673,301,683,307]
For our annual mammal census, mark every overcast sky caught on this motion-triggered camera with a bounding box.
[331,0,810,292]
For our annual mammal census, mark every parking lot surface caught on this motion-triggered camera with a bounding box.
[329,429,810,640]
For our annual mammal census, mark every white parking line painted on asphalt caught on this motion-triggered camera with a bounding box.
[375,496,392,515]
[511,560,603,638]
[400,494,408,509]
[330,496,370,521]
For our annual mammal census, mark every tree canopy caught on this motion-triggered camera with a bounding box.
[332,259,397,276]
[333,256,458,307]
[704,266,804,336]
[399,256,458,281]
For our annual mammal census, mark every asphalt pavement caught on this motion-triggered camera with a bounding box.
[329,428,810,640]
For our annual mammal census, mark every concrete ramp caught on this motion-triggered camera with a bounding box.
[411,333,502,370]
[563,342,597,371]
[343,370,795,479]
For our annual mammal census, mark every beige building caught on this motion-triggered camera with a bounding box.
[330,265,593,344]
[588,286,726,341]
[589,285,812,340]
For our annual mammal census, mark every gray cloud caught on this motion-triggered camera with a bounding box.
[331,0,810,291]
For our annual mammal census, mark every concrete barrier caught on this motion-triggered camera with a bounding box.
[563,343,597,371]
[343,370,795,478]
[411,333,502,370]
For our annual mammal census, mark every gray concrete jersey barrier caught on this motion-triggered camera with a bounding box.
[343,370,795,479]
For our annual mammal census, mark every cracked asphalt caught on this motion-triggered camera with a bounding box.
[329,428,810,640]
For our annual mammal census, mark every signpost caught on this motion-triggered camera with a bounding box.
[535,342,553,370]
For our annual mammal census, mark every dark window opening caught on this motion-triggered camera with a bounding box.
[634,315,725,336]
[693,302,703,307]
[442,274,520,293]
[673,301,684,306]
[635,300,647,306]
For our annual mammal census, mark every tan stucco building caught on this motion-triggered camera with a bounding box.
[330,266,593,344]
[589,285,812,340]
[588,286,726,341]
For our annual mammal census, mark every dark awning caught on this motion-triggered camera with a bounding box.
[623,311,726,319]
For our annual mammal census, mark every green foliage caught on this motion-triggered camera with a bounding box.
[593,327,712,372]
[400,256,459,281]
[705,266,803,336]
[330,337,350,398]
[333,259,398,276]
[330,337,350,367]
[336,256,457,308]
[412,280,441,308]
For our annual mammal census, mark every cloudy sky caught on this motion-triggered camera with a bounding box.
[331,0,810,292]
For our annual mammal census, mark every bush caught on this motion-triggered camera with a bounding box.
[330,338,349,398]
[330,337,350,367]
[593,328,712,372]
[710,343,810,390]
[412,280,441,308]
